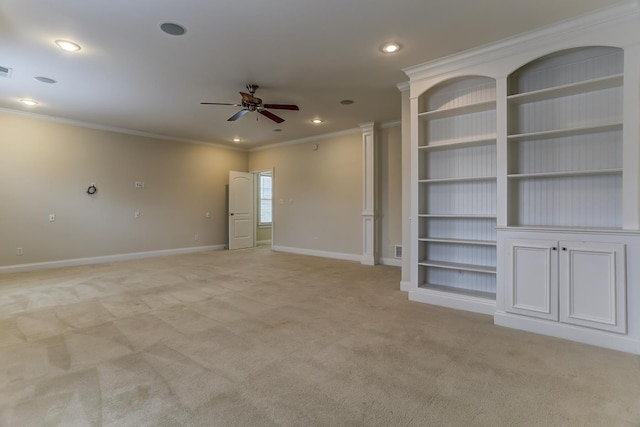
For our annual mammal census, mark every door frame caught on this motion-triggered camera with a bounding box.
[252,168,275,250]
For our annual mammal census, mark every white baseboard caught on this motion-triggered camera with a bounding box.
[380,258,402,267]
[256,240,272,247]
[272,245,361,262]
[0,245,226,274]
[494,311,640,355]
[409,287,496,316]
[400,280,412,292]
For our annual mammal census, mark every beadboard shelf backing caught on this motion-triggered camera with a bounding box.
[417,76,498,298]
[506,47,623,95]
[507,46,623,229]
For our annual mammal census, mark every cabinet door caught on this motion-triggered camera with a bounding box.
[505,239,558,320]
[559,242,626,333]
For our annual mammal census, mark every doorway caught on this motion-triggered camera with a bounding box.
[227,169,274,250]
[254,170,273,247]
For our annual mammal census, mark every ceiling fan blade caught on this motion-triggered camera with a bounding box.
[259,110,285,124]
[228,109,250,121]
[263,104,299,111]
[200,102,242,106]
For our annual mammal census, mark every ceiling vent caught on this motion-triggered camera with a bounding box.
[0,66,12,78]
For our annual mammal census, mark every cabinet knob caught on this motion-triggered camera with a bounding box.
[562,247,567,251]
[552,247,557,251]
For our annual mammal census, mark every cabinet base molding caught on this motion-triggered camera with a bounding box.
[409,287,496,315]
[494,311,640,355]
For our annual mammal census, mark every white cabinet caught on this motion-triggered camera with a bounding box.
[506,238,626,333]
[505,239,558,321]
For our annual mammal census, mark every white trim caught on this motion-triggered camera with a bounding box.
[380,258,401,267]
[402,1,640,82]
[0,108,245,152]
[255,240,272,246]
[379,120,401,129]
[0,245,225,274]
[0,106,400,152]
[494,311,640,355]
[400,281,412,292]
[249,128,361,152]
[397,82,410,92]
[409,288,496,315]
[273,245,361,262]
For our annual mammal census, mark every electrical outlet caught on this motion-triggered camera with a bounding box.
[194,234,199,241]
[134,211,141,219]
[16,247,23,256]
[49,214,55,222]
[205,212,211,218]
[135,181,144,188]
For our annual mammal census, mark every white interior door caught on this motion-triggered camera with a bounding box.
[228,171,254,250]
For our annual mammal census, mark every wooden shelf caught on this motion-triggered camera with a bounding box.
[418,100,496,120]
[507,73,623,104]
[419,237,496,246]
[508,168,622,179]
[418,260,496,274]
[419,176,496,184]
[507,122,622,142]
[419,214,497,219]
[419,135,496,150]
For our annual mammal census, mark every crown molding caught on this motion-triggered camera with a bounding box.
[249,127,362,152]
[403,0,640,81]
[0,107,246,152]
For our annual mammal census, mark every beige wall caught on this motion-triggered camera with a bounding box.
[0,113,248,266]
[1,112,402,268]
[249,133,364,257]
[248,126,402,263]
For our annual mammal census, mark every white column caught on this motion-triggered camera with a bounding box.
[495,76,509,227]
[623,44,640,230]
[360,122,378,265]
[398,83,412,290]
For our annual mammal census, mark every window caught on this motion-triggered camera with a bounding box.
[258,172,272,226]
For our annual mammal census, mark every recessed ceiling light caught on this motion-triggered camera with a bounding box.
[312,119,324,124]
[34,76,57,84]
[380,42,401,54]
[19,98,39,106]
[160,23,186,36]
[55,40,81,52]
[340,99,355,105]
[233,138,241,143]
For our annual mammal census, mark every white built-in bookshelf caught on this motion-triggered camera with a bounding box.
[404,3,640,354]
[417,76,497,301]
[507,47,624,229]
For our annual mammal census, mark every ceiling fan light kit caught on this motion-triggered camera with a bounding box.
[201,84,299,124]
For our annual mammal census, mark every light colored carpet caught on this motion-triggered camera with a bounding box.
[0,247,639,426]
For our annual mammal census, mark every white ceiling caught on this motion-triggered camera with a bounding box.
[0,0,623,149]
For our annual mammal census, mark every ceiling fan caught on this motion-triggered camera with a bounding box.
[201,84,299,124]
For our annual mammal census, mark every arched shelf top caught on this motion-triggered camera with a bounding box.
[417,75,496,117]
[507,46,623,97]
